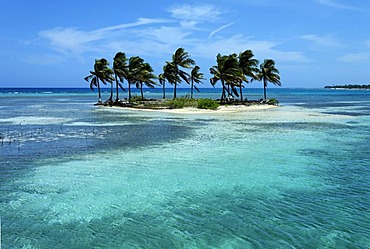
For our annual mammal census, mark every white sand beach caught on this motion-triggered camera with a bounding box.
[108,104,277,114]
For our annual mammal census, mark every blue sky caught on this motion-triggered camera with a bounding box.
[1,0,370,88]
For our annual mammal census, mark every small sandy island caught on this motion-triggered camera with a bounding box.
[103,103,350,124]
[108,104,277,114]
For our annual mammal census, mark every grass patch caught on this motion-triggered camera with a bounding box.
[196,98,220,110]
[116,97,277,110]
[266,98,279,106]
[166,97,198,109]
[166,97,220,110]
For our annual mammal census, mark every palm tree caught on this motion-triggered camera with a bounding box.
[162,62,179,99]
[84,58,113,104]
[209,53,241,102]
[99,59,114,105]
[126,56,144,102]
[85,69,100,102]
[209,54,227,102]
[238,50,259,103]
[258,59,281,100]
[135,62,157,100]
[113,52,128,103]
[190,66,204,99]
[231,68,246,102]
[169,47,195,99]
[158,72,166,99]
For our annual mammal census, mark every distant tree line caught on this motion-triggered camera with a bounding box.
[324,84,370,89]
[85,47,281,106]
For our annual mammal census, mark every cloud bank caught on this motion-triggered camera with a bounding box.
[31,3,305,67]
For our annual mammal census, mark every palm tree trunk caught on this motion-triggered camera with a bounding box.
[162,81,166,99]
[128,81,131,102]
[263,78,267,100]
[174,83,177,99]
[115,75,119,102]
[109,82,113,101]
[97,79,102,104]
[140,82,144,100]
[191,80,194,99]
[221,80,225,102]
[240,85,243,103]
[174,66,179,99]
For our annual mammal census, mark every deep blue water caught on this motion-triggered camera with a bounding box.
[1,88,369,248]
[2,86,369,105]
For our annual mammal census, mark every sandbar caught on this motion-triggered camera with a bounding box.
[108,104,277,114]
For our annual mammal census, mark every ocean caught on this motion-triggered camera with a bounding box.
[0,87,369,248]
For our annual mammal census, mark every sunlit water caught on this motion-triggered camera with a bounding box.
[1,88,369,248]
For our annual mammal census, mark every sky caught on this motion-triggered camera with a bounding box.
[1,0,370,88]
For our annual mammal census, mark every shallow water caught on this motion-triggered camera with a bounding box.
[1,88,369,248]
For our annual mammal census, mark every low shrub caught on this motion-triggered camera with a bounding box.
[166,97,197,109]
[266,98,279,106]
[197,98,220,110]
[130,95,143,102]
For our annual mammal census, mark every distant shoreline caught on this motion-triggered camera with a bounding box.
[324,84,370,90]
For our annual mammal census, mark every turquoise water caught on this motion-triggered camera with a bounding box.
[1,88,370,248]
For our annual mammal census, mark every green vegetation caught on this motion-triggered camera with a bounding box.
[238,50,260,102]
[164,97,220,110]
[167,97,197,109]
[196,98,220,110]
[190,65,205,99]
[324,84,370,89]
[113,52,127,103]
[84,58,114,104]
[166,48,196,99]
[209,50,280,103]
[257,59,281,100]
[85,47,281,109]
[265,98,279,106]
[210,53,243,103]
[123,97,219,110]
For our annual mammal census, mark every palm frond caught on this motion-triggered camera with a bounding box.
[118,82,126,92]
[232,86,239,97]
[178,70,190,84]
[84,75,93,82]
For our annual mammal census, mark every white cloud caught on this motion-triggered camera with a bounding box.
[339,52,370,62]
[338,39,370,62]
[179,20,199,29]
[209,22,236,38]
[301,34,343,47]
[36,18,174,57]
[194,35,307,63]
[317,0,365,12]
[168,4,222,21]
[96,18,173,32]
[140,26,192,45]
[114,26,194,57]
[38,27,102,55]
[31,4,305,68]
